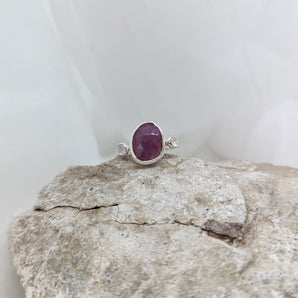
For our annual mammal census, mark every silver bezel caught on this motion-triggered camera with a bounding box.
[130,122,165,166]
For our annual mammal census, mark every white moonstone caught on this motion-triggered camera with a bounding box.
[116,143,129,156]
[166,136,179,149]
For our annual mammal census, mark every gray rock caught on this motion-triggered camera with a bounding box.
[8,155,298,297]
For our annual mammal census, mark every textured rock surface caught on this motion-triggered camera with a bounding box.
[8,155,298,297]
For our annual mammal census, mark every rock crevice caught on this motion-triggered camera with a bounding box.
[34,203,120,213]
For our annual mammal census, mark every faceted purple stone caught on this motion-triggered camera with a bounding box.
[132,122,163,161]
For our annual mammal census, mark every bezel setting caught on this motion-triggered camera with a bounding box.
[130,122,165,166]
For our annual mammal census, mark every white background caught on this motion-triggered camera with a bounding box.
[1,1,298,297]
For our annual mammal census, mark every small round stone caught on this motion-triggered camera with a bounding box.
[132,122,163,161]
[166,136,179,149]
[117,143,129,156]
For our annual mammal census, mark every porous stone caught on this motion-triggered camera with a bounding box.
[8,155,298,297]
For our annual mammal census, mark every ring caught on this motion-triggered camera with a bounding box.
[116,122,179,165]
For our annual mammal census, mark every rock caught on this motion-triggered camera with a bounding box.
[8,155,298,297]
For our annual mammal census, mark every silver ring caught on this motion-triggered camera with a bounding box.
[116,122,179,165]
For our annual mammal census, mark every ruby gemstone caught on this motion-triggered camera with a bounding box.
[132,122,163,161]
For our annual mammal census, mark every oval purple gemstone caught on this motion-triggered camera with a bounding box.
[132,122,163,161]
